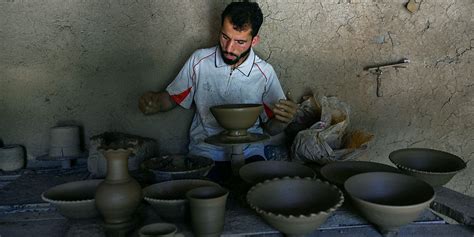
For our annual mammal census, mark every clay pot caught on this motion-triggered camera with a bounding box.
[239,160,316,185]
[138,223,184,237]
[210,104,262,136]
[143,179,220,222]
[41,179,102,219]
[320,161,401,187]
[142,155,214,182]
[389,148,467,187]
[0,145,25,171]
[186,186,229,237]
[344,172,435,235]
[95,148,142,225]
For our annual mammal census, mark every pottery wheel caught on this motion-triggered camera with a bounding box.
[205,133,269,146]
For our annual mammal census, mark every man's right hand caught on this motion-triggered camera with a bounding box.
[139,91,160,115]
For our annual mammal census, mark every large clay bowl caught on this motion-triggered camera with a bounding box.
[239,160,316,185]
[344,172,435,235]
[389,148,466,187]
[210,104,262,136]
[247,177,344,237]
[142,155,214,182]
[41,179,103,219]
[320,161,401,187]
[143,179,220,222]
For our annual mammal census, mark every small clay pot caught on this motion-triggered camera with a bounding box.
[186,186,229,237]
[0,145,25,171]
[138,223,184,237]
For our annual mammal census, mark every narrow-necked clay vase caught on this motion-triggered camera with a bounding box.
[186,186,229,237]
[95,148,142,227]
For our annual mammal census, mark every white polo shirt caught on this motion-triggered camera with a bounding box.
[166,46,285,161]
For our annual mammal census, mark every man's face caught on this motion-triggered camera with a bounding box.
[219,17,259,66]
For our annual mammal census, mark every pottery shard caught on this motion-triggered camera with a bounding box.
[87,132,158,177]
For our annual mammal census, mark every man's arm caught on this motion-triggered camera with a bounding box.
[138,91,177,115]
[262,99,297,136]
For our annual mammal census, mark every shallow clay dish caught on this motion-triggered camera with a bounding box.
[345,172,435,235]
[41,179,103,219]
[142,155,214,182]
[210,104,262,136]
[247,177,344,236]
[143,179,220,221]
[320,161,400,187]
[389,148,466,187]
[239,160,316,185]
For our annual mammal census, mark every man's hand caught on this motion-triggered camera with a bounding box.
[272,99,298,124]
[138,91,177,115]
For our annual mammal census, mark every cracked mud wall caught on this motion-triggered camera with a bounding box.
[1,0,472,196]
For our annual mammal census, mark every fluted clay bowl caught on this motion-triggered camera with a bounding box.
[344,172,435,235]
[247,177,344,237]
[239,160,316,185]
[41,179,103,219]
[142,155,214,182]
[320,161,401,187]
[389,148,466,187]
[210,104,263,136]
[143,179,220,222]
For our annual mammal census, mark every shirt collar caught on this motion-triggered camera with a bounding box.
[215,46,255,77]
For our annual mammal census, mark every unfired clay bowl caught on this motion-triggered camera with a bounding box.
[239,160,316,185]
[344,172,435,235]
[210,104,263,136]
[41,179,103,219]
[142,155,214,182]
[320,161,401,187]
[143,179,220,222]
[247,177,344,237]
[389,148,466,187]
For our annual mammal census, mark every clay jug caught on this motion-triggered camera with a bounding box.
[95,148,142,225]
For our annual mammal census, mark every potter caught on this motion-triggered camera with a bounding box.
[138,1,297,183]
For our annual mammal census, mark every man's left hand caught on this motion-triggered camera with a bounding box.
[272,99,298,124]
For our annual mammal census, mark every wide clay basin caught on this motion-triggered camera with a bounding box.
[239,160,316,185]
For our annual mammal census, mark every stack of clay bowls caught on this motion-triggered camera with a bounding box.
[41,179,103,219]
[143,179,220,222]
[247,177,344,236]
[0,145,25,171]
[389,148,466,187]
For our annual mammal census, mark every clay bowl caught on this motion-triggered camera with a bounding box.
[143,179,220,222]
[247,177,344,237]
[320,161,401,187]
[239,160,316,185]
[344,172,435,235]
[142,155,214,182]
[389,148,466,187]
[41,179,103,219]
[210,104,262,136]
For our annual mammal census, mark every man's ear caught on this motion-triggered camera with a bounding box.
[251,35,260,47]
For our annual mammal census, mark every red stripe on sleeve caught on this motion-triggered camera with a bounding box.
[263,103,274,119]
[170,87,192,105]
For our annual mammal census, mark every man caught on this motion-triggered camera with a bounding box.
[139,2,297,182]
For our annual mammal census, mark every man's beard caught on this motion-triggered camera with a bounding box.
[219,44,252,65]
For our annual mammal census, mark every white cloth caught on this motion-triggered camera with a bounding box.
[166,46,285,161]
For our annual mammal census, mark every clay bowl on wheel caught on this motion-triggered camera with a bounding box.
[344,172,435,235]
[142,155,214,182]
[143,179,220,222]
[239,160,316,185]
[210,104,263,136]
[320,161,401,187]
[41,179,103,219]
[389,148,466,187]
[247,177,344,237]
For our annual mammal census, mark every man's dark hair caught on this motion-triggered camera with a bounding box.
[221,1,263,37]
